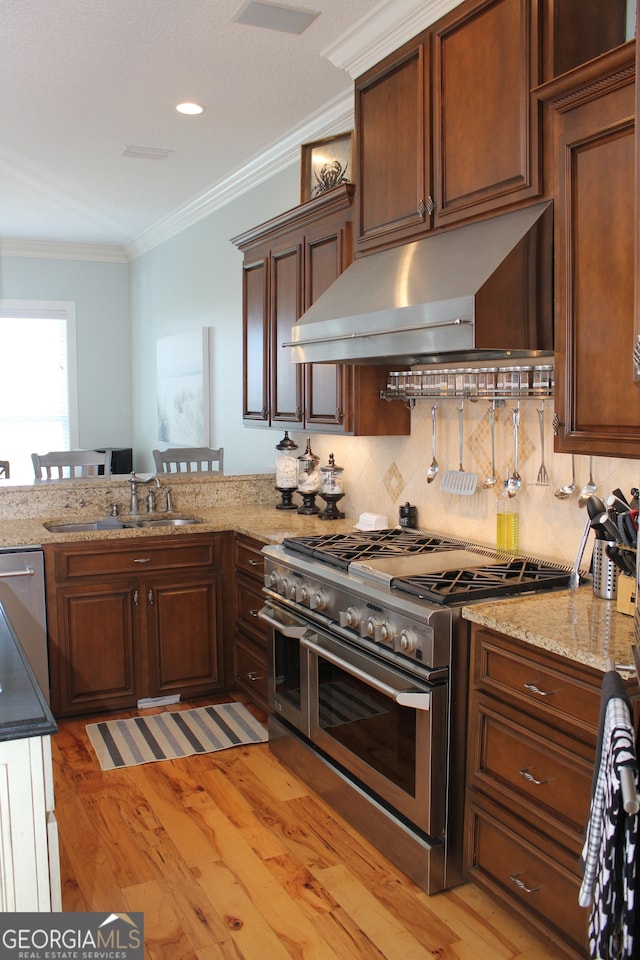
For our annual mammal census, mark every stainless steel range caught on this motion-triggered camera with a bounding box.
[259,529,570,894]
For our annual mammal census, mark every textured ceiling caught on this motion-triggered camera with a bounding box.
[0,0,384,253]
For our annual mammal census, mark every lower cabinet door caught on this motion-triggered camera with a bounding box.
[465,795,588,959]
[147,575,222,697]
[52,581,138,715]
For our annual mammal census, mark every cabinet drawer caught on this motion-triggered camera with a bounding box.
[473,627,600,741]
[51,536,219,581]
[469,696,593,843]
[234,536,265,582]
[236,576,267,643]
[235,641,268,705]
[466,796,588,959]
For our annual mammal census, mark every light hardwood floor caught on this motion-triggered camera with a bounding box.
[53,696,570,960]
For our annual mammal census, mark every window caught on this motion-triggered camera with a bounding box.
[0,300,78,484]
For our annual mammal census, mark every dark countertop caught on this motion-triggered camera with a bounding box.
[0,602,57,742]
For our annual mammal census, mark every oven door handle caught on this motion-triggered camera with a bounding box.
[300,635,431,711]
[258,606,312,639]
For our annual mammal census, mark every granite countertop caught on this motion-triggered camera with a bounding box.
[462,587,638,677]
[0,504,357,550]
[0,602,57,742]
[1,498,637,679]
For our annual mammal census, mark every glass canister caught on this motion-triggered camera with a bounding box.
[496,481,519,553]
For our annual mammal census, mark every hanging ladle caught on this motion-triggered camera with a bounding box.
[506,402,521,497]
[482,401,497,489]
[578,455,596,508]
[426,402,439,483]
[555,454,577,499]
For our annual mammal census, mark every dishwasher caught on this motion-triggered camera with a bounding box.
[0,547,49,701]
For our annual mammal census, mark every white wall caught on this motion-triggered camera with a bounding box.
[0,255,131,453]
[129,165,300,474]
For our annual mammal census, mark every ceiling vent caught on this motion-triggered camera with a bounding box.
[232,1,319,35]
[120,146,174,161]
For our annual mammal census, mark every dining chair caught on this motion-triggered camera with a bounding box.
[32,449,112,480]
[152,447,224,474]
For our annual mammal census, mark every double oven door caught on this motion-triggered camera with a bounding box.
[260,599,448,839]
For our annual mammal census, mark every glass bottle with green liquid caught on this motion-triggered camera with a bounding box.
[496,480,519,553]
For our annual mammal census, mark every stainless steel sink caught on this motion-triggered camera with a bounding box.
[44,514,202,533]
[124,516,202,528]
[44,518,125,533]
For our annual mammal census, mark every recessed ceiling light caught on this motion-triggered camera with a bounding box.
[176,102,204,115]
[121,145,173,160]
[232,1,319,35]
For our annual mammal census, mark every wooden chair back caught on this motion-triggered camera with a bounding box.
[32,449,112,480]
[152,447,224,474]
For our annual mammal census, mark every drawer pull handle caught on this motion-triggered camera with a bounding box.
[519,767,549,786]
[249,608,259,617]
[248,559,262,567]
[247,671,264,682]
[133,557,152,564]
[523,682,554,697]
[510,873,540,895]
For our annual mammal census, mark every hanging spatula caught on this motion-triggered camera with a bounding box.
[441,401,478,495]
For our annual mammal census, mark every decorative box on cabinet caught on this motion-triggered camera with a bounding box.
[464,624,609,959]
[233,535,268,709]
[44,534,229,717]
[232,184,409,437]
[537,43,637,457]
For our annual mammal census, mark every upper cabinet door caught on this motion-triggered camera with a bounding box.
[432,0,541,228]
[242,255,269,423]
[355,35,431,253]
[543,46,637,456]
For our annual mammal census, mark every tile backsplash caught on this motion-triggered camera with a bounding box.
[299,400,640,569]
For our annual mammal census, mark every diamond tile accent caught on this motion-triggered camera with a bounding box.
[383,462,405,502]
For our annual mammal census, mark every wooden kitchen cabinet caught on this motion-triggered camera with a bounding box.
[354,34,431,252]
[233,184,409,436]
[354,0,628,254]
[44,534,229,717]
[463,624,634,959]
[538,44,638,457]
[233,534,268,710]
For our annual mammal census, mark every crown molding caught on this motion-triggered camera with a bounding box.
[322,0,461,77]
[125,89,355,260]
[0,239,128,263]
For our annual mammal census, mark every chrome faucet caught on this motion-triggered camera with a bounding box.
[128,473,159,514]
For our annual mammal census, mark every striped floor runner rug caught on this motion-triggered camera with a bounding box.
[87,702,268,771]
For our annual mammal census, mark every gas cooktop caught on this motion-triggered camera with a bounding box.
[281,529,570,606]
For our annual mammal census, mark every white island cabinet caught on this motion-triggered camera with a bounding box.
[0,602,60,911]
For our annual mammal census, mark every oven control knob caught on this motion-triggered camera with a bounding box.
[366,616,379,640]
[311,590,327,611]
[399,629,416,654]
[339,607,360,629]
[380,621,395,644]
[269,571,280,590]
[298,584,310,605]
[280,577,291,597]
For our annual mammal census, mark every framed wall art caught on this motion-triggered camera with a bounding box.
[156,327,211,445]
[300,131,353,203]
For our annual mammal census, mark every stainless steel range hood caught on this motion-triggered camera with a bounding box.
[285,201,553,365]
